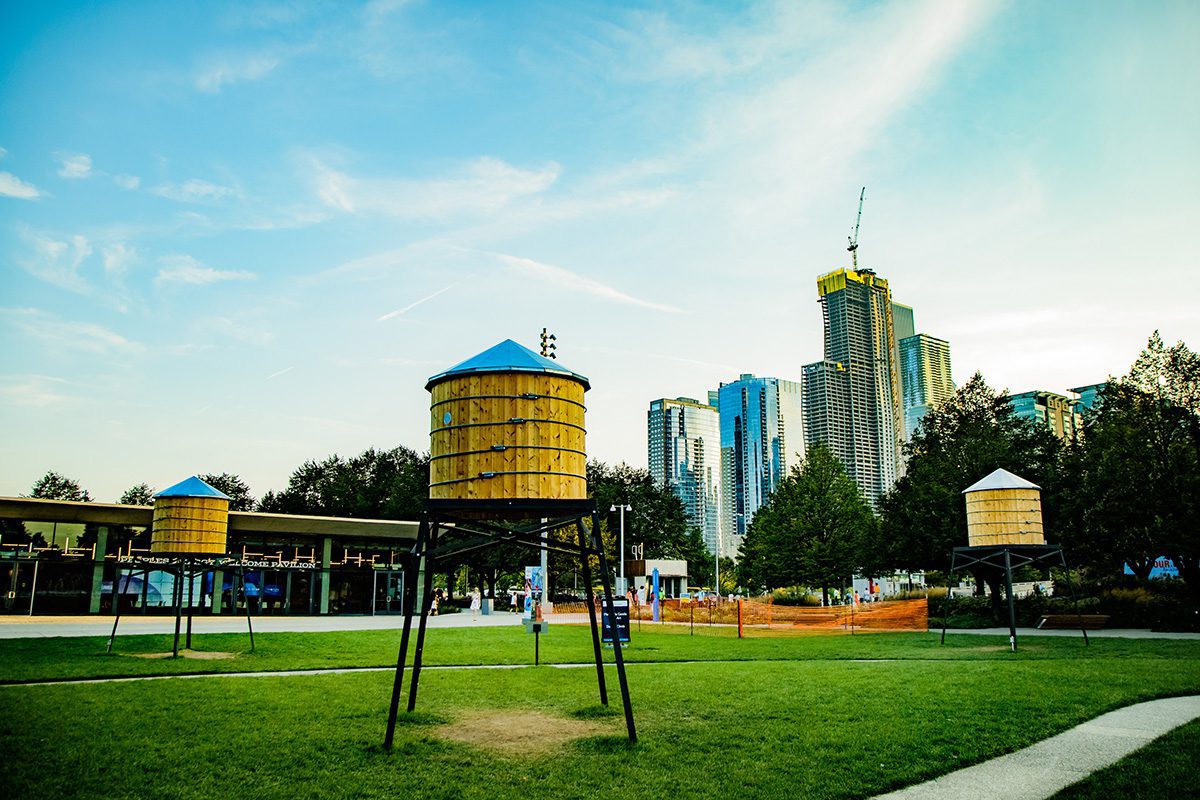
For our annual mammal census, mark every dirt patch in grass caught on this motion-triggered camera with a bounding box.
[131,650,239,660]
[437,709,615,756]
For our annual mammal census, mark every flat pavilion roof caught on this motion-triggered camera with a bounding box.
[0,497,420,541]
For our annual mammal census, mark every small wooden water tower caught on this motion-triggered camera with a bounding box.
[151,476,232,555]
[387,338,637,747]
[963,468,1045,547]
[940,467,1089,652]
[426,338,590,509]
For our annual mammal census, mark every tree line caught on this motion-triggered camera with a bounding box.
[737,331,1200,601]
[19,452,710,601]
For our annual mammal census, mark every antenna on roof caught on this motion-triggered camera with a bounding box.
[847,186,865,269]
[539,327,557,359]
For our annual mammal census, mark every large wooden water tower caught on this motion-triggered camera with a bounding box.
[426,338,589,509]
[386,337,637,747]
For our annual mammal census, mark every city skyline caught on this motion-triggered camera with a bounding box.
[2,1,1198,502]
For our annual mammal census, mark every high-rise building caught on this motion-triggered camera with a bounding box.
[899,333,954,439]
[802,268,903,505]
[1006,390,1083,441]
[892,302,915,342]
[713,375,803,556]
[647,397,724,556]
[1071,383,1107,411]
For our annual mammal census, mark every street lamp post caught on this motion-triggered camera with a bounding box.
[611,503,631,594]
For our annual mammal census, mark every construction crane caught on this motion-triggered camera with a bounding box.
[847,186,865,270]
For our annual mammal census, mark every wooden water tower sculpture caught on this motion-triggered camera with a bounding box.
[940,468,1089,651]
[385,339,636,747]
[107,476,256,658]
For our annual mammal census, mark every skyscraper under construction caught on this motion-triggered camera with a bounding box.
[802,268,904,505]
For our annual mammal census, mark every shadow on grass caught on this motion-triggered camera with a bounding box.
[570,704,622,720]
[571,734,639,754]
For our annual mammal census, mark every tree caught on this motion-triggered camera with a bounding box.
[258,447,428,519]
[738,445,874,603]
[26,471,92,502]
[1064,333,1200,590]
[118,483,155,506]
[199,473,255,511]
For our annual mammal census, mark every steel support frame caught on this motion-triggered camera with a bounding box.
[384,502,637,749]
[106,556,255,655]
[939,543,1089,651]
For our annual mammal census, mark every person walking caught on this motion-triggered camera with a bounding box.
[470,589,481,618]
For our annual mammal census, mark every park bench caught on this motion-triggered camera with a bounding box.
[1037,614,1109,630]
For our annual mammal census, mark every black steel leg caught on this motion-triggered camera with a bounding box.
[172,567,185,658]
[185,569,194,650]
[106,568,135,653]
[576,518,608,705]
[407,524,439,713]
[240,567,256,652]
[588,513,636,743]
[940,551,958,645]
[385,518,427,750]
[1003,548,1018,652]
[1058,548,1089,646]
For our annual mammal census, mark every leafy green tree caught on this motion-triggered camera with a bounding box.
[258,447,427,519]
[1063,333,1200,589]
[199,473,255,511]
[26,471,91,502]
[738,445,874,603]
[118,483,155,506]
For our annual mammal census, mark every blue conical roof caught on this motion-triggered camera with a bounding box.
[154,476,232,500]
[426,339,590,390]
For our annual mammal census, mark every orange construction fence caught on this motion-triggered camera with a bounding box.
[556,596,929,635]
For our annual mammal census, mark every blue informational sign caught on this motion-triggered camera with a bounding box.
[602,598,631,643]
[651,567,660,623]
[1124,557,1180,579]
[523,566,544,619]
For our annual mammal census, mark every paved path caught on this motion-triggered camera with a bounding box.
[0,611,526,638]
[3,614,1198,639]
[873,695,1200,799]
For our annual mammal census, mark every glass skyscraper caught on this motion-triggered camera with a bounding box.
[647,397,724,556]
[712,374,803,556]
[802,268,904,506]
[899,333,954,439]
[1006,390,1083,441]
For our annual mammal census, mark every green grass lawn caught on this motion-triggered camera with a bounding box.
[1,628,1197,799]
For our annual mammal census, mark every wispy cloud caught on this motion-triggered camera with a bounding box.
[0,375,72,407]
[266,366,294,380]
[1,308,143,356]
[155,254,256,287]
[377,283,457,321]
[152,178,239,203]
[195,53,282,93]
[0,172,41,199]
[56,152,92,179]
[209,316,274,347]
[114,174,140,190]
[493,252,682,313]
[310,155,560,220]
[15,227,93,293]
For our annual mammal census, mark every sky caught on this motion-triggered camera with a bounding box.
[1,0,1198,503]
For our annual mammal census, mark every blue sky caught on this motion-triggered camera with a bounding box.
[2,0,1198,502]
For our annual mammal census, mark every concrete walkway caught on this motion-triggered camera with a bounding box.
[3,614,1199,640]
[873,695,1200,800]
[0,610,527,638]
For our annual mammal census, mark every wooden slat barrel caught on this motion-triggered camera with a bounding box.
[151,477,232,555]
[427,340,589,503]
[964,487,1044,546]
